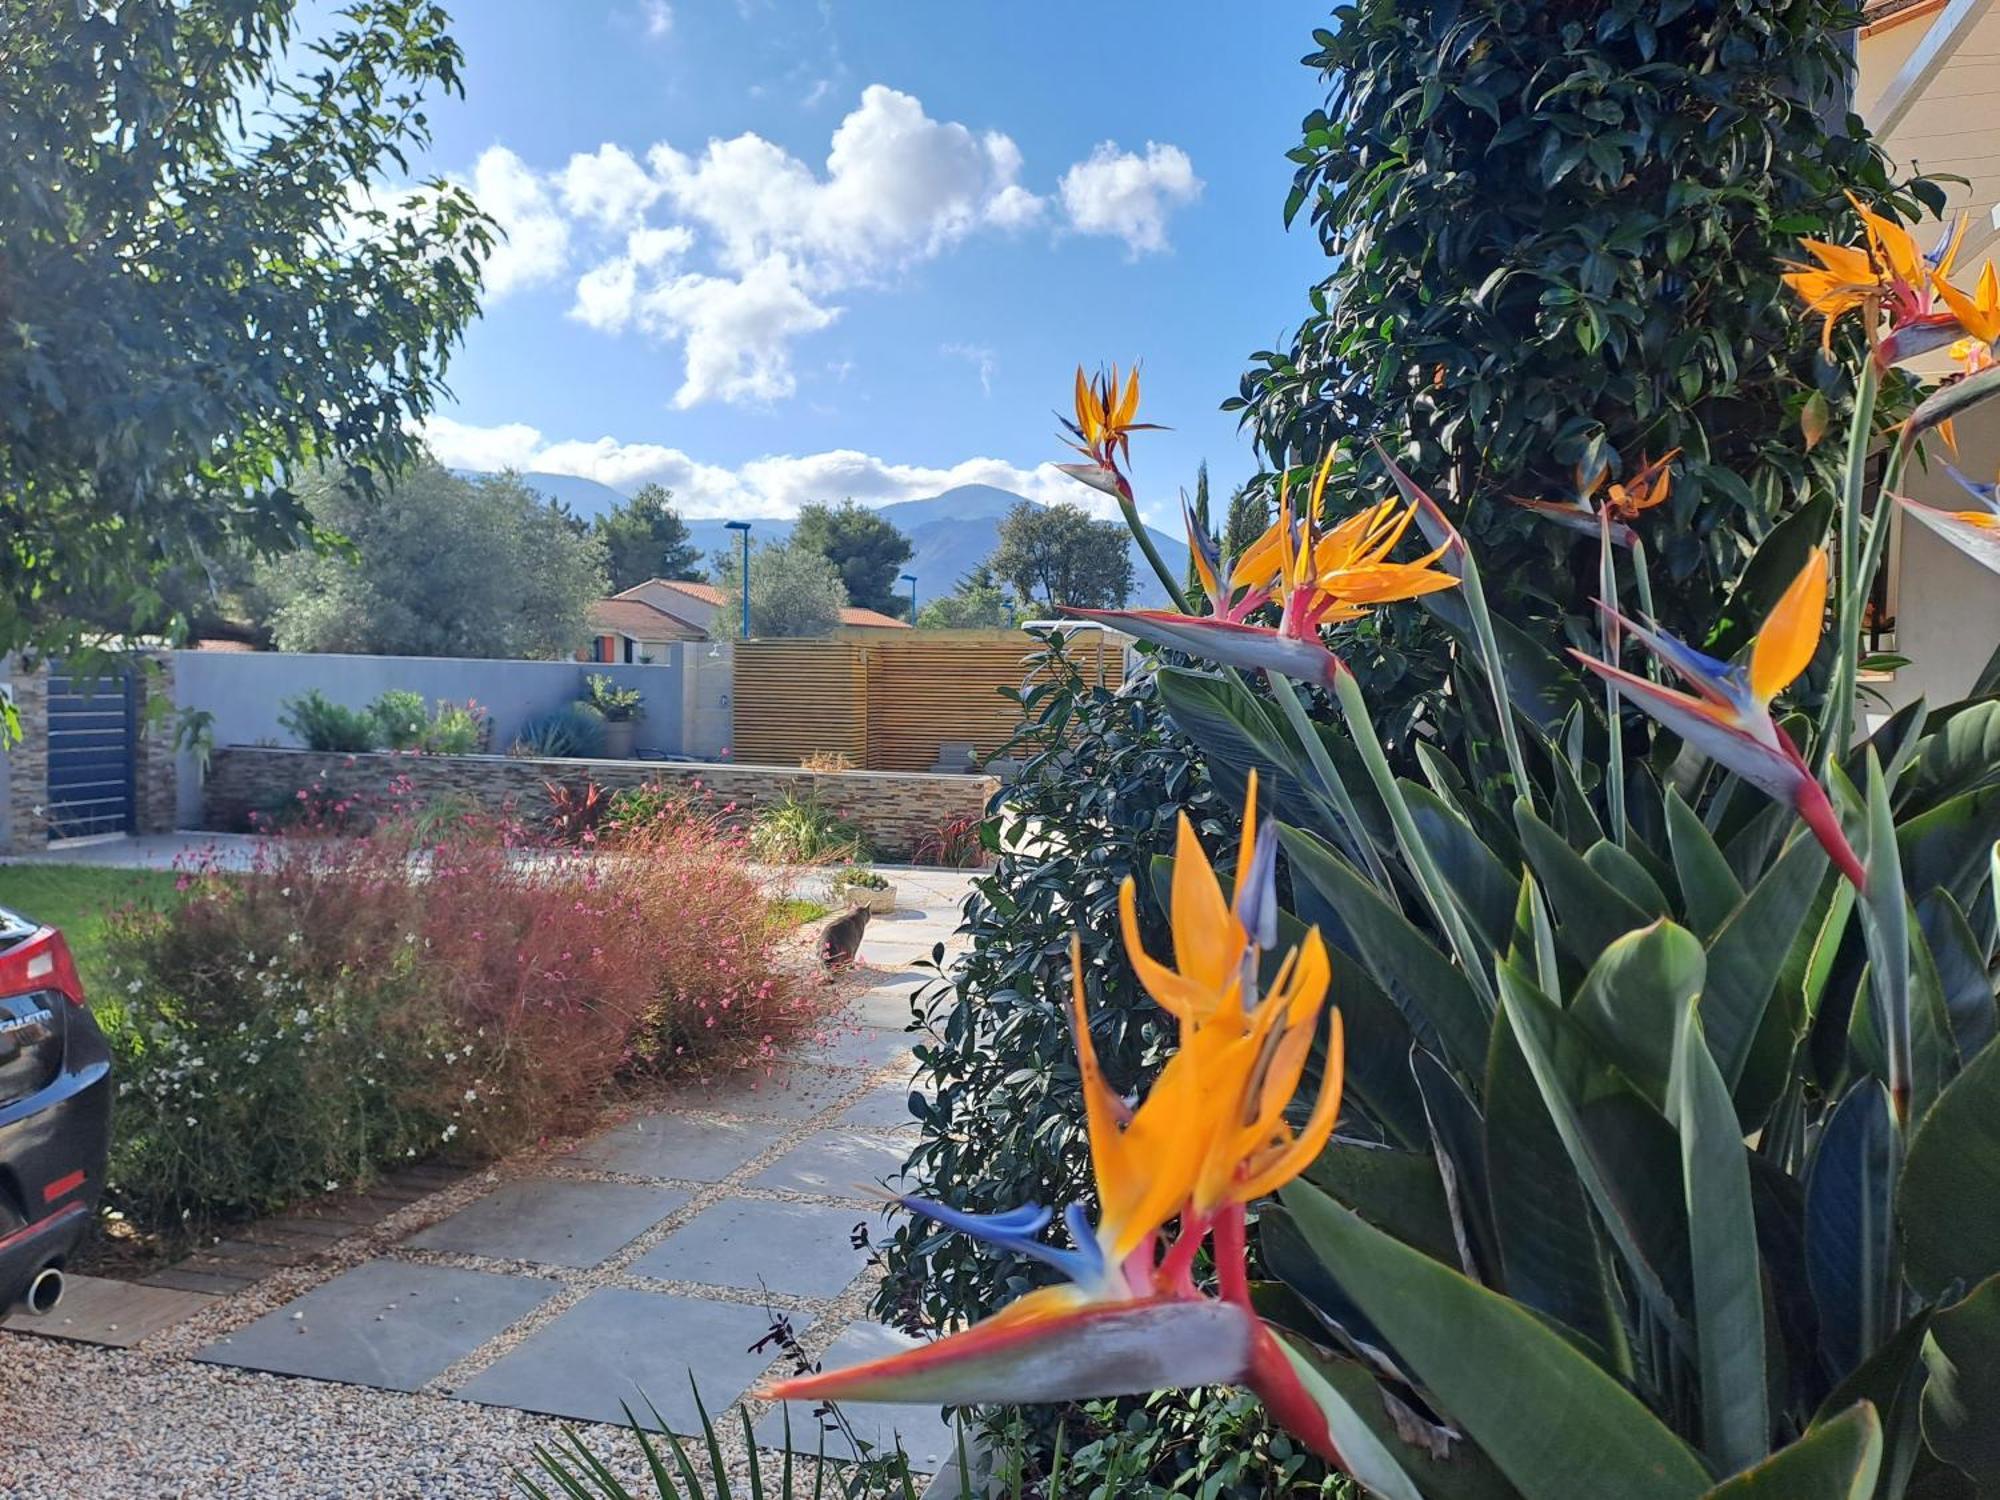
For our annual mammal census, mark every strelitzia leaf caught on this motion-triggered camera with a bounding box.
[1703,831,1833,1094]
[1804,1080,1899,1377]
[1899,1036,2000,1301]
[1697,1402,1881,1499]
[1572,921,1706,1110]
[1665,788,1745,937]
[1280,1180,1711,1500]
[1920,1273,2000,1488]
[1514,804,1655,965]
[1856,753,1914,1119]
[1915,889,1998,1063]
[1668,998,1770,1476]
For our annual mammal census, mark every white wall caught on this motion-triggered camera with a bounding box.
[172,648,699,827]
[1875,405,2000,722]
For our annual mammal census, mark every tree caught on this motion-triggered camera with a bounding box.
[713,538,849,638]
[0,1,492,661]
[992,502,1134,610]
[595,484,702,591]
[790,501,914,618]
[1233,2,1937,670]
[256,459,607,659]
[916,564,1015,630]
[1221,482,1269,565]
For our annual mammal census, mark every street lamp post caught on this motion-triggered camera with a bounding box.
[723,520,752,638]
[900,572,918,620]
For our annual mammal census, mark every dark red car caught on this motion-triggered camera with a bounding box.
[0,904,110,1314]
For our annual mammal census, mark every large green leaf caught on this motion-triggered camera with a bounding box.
[1899,785,2000,922]
[1328,946,1434,1150]
[1500,964,1694,1350]
[1404,779,1521,949]
[1280,823,1491,1082]
[1281,1180,1711,1500]
[1921,1273,2000,1491]
[1303,1143,1461,1268]
[1666,787,1745,938]
[1515,805,1655,965]
[1914,890,1997,1064]
[1668,999,1769,1477]
[1278,1339,1518,1500]
[1703,832,1833,1093]
[1905,702,2000,811]
[1572,921,1706,1110]
[1857,754,1914,1122]
[1267,1338,1426,1500]
[1698,1402,1881,1499]
[1484,1007,1614,1351]
[1804,1080,1900,1378]
[1900,1036,2000,1301]
[1413,1047,1501,1283]
[1585,839,1674,918]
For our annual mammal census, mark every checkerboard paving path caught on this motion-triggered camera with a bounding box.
[186,870,971,1474]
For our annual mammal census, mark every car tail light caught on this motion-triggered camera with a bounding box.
[0,927,86,1006]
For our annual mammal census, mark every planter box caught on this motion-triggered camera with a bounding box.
[836,881,897,914]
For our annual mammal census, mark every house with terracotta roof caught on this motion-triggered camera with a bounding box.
[582,595,706,665]
[607,578,913,639]
[1856,0,2000,714]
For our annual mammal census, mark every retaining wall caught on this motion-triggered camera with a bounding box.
[203,747,994,861]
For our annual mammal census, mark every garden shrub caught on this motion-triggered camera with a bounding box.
[368,689,429,749]
[421,697,490,754]
[510,702,607,758]
[100,800,827,1244]
[748,789,870,864]
[278,688,379,752]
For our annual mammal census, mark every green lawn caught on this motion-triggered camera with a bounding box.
[0,864,183,995]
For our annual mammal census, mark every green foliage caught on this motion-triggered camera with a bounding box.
[792,500,915,619]
[584,674,646,724]
[916,564,1016,630]
[1232,0,1941,722]
[423,698,492,755]
[991,501,1135,609]
[714,538,850,638]
[595,484,702,592]
[0,0,492,660]
[749,791,870,864]
[257,459,608,659]
[519,1387,938,1500]
[1221,483,1270,568]
[370,690,431,750]
[1183,462,1213,603]
[511,705,609,760]
[279,690,380,753]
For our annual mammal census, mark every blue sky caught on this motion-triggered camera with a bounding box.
[389,1,1330,528]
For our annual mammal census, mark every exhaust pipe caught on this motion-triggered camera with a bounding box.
[23,1265,63,1316]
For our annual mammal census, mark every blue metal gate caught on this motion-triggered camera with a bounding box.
[45,665,138,840]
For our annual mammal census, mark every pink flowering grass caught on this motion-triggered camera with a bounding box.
[101,786,832,1241]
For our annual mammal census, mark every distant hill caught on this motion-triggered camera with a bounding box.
[500,472,1188,610]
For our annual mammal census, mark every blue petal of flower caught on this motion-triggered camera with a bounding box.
[900,1196,1105,1286]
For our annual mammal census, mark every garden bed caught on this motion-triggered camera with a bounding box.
[202,746,995,863]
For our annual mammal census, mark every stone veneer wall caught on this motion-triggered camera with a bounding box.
[2,662,50,853]
[135,655,177,836]
[204,747,996,861]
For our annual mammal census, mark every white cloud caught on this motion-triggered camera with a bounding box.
[462,92,1201,406]
[422,416,1104,520]
[1059,141,1202,256]
[635,254,840,407]
[470,147,569,297]
[640,0,672,37]
[559,144,661,230]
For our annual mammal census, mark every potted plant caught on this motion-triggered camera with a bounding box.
[582,673,644,758]
[832,865,896,914]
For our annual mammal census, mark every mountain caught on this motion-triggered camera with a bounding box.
[506,473,1188,610]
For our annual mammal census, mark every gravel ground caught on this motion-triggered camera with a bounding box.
[0,925,967,1500]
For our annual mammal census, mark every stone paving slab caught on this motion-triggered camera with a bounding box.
[656,1069,859,1120]
[815,1024,917,1072]
[847,980,927,1031]
[565,1112,770,1181]
[1,1273,214,1349]
[199,1260,557,1391]
[455,1286,796,1428]
[756,1322,960,1471]
[746,1129,909,1198]
[406,1178,687,1268]
[838,1085,926,1132]
[631,1198,873,1300]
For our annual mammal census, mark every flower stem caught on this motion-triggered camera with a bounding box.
[1120,498,1194,615]
[1329,668,1497,1012]
[1819,359,1882,772]
[1599,513,1627,846]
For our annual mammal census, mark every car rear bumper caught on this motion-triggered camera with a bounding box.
[0,1008,111,1309]
[0,1198,90,1305]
